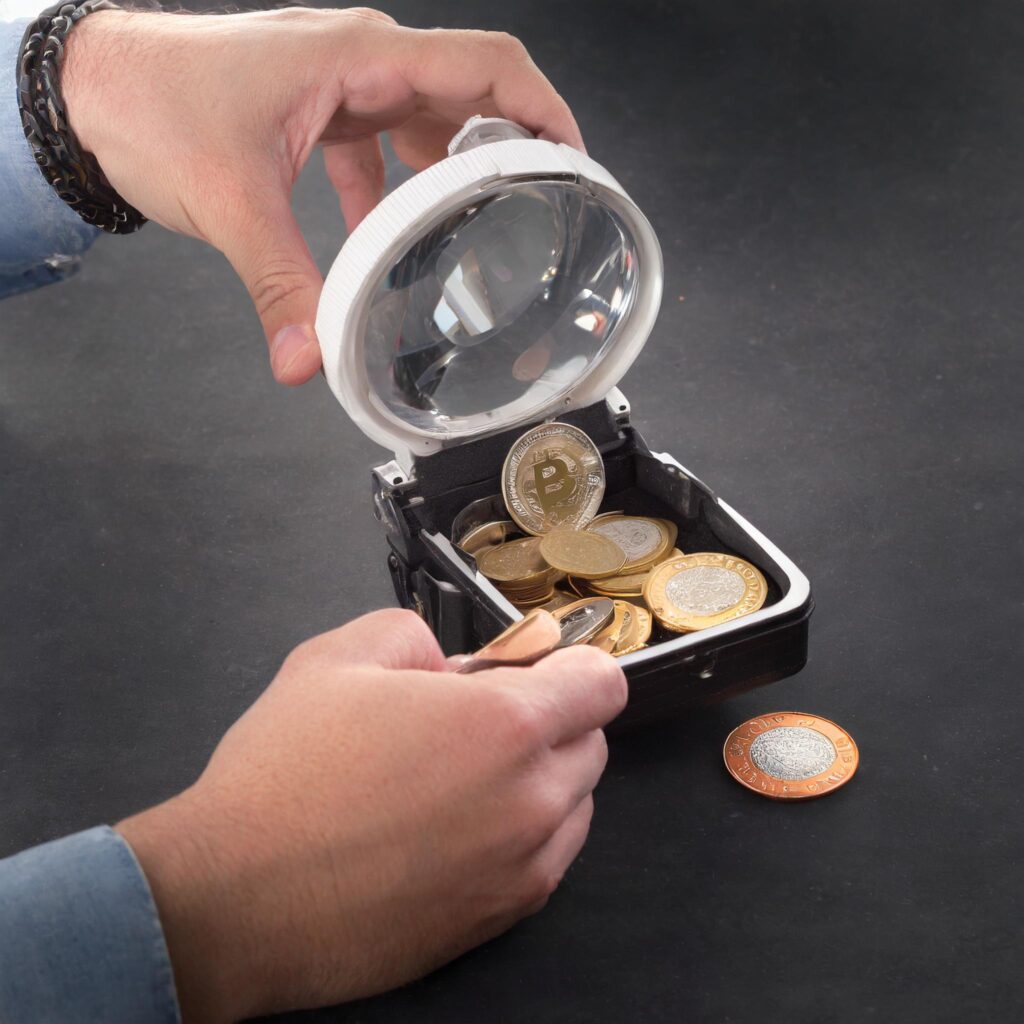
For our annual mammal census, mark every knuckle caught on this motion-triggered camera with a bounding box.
[567,646,629,711]
[342,6,396,25]
[281,633,324,674]
[524,863,562,906]
[249,261,311,321]
[587,729,610,774]
[493,689,546,750]
[488,30,528,56]
[358,607,440,667]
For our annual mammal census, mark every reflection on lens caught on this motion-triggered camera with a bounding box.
[363,181,640,434]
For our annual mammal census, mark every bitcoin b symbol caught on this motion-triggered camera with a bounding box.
[531,452,578,513]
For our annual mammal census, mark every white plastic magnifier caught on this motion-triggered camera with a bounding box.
[315,115,664,468]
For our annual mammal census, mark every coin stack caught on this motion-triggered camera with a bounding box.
[453,422,769,656]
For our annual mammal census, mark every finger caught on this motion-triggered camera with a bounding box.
[323,135,386,232]
[503,646,627,744]
[389,111,464,172]
[525,794,594,913]
[551,729,610,810]
[217,196,323,386]
[308,608,446,672]
[399,29,584,150]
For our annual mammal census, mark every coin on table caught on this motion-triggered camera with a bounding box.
[723,713,859,800]
[458,519,517,555]
[586,514,675,571]
[477,537,547,582]
[539,528,626,579]
[502,422,605,535]
[643,552,767,633]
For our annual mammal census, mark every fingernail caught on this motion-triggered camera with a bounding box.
[270,324,314,377]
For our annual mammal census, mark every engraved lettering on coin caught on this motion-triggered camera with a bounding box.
[591,519,662,561]
[665,566,745,615]
[749,727,837,781]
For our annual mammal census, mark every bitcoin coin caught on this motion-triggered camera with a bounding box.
[539,529,627,579]
[501,423,605,535]
[586,515,675,571]
[723,713,859,800]
[477,537,547,582]
[643,552,767,633]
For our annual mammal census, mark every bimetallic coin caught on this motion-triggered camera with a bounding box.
[723,713,859,800]
[586,515,673,571]
[477,537,546,582]
[539,529,627,579]
[501,422,605,535]
[643,552,767,633]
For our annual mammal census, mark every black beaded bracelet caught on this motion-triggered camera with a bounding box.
[17,0,146,234]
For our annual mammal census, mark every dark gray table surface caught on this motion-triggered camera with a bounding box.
[2,2,1021,1021]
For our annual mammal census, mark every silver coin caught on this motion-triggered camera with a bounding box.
[748,726,837,781]
[556,598,615,647]
[590,518,663,561]
[665,565,746,616]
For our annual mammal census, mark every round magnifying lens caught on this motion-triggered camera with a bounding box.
[317,118,663,457]
[364,180,640,432]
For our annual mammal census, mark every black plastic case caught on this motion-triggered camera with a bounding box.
[369,389,813,728]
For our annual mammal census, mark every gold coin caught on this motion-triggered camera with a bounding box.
[477,537,547,583]
[586,515,673,571]
[586,566,651,597]
[643,552,768,633]
[511,588,557,609]
[539,529,626,579]
[458,519,516,555]
[501,423,605,535]
[614,603,652,655]
[723,713,859,801]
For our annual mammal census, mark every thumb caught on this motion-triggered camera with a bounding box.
[219,198,324,386]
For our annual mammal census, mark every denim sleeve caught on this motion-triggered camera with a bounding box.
[1,16,100,300]
[0,825,181,1023]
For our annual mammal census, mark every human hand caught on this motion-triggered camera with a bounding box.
[116,608,626,1022]
[61,8,584,385]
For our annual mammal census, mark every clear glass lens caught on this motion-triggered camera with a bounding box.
[363,181,640,434]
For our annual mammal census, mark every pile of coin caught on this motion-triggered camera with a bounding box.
[453,421,770,656]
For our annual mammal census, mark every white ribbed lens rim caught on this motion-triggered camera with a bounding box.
[315,136,664,463]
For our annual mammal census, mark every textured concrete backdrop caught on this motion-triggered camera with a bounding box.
[1,2,1021,1022]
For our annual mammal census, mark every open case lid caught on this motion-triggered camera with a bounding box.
[315,117,664,465]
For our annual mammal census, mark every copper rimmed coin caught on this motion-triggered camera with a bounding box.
[643,552,767,633]
[723,713,859,801]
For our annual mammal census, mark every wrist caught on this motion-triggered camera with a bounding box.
[116,790,259,1024]
[60,8,135,161]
